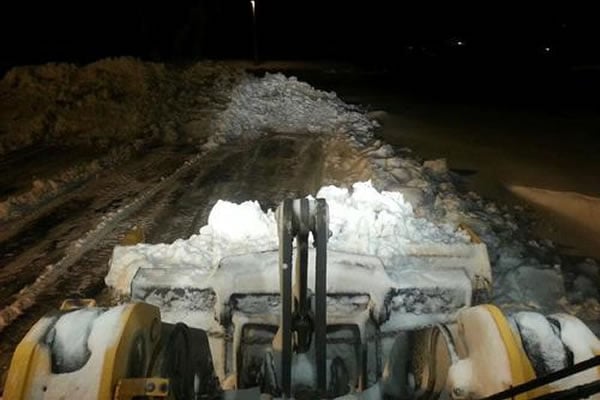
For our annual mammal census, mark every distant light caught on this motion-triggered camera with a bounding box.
[250,0,256,15]
[457,41,464,46]
[544,47,551,53]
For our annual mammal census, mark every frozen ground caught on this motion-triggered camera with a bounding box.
[0,59,599,386]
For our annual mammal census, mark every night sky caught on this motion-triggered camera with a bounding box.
[2,2,599,70]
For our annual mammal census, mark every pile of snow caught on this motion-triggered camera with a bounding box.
[106,181,469,294]
[0,58,155,154]
[322,182,469,253]
[205,73,377,148]
[1,61,378,156]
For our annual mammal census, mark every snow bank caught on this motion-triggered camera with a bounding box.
[0,58,155,154]
[106,181,469,294]
[1,61,375,157]
[206,73,377,148]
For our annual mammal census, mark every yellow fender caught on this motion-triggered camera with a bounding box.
[4,302,161,400]
[482,305,548,399]
[445,305,548,399]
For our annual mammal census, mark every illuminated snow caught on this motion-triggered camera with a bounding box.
[106,181,469,295]
[205,72,376,148]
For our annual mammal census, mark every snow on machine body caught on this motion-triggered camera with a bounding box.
[4,198,600,400]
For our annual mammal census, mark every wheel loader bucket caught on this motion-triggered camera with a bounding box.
[126,197,491,396]
[130,240,491,394]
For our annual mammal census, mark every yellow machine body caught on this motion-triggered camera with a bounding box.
[412,305,600,400]
[4,301,600,400]
[4,302,161,400]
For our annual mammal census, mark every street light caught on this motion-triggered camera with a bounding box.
[250,0,258,63]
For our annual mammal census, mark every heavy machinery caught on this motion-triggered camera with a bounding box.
[4,198,600,399]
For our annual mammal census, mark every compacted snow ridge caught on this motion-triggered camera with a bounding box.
[205,72,376,148]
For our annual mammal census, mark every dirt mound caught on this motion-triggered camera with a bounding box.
[0,58,243,154]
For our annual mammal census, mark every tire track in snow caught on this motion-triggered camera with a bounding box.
[0,149,207,332]
[0,185,183,377]
[0,147,186,298]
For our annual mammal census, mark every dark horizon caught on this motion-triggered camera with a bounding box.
[2,2,600,69]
